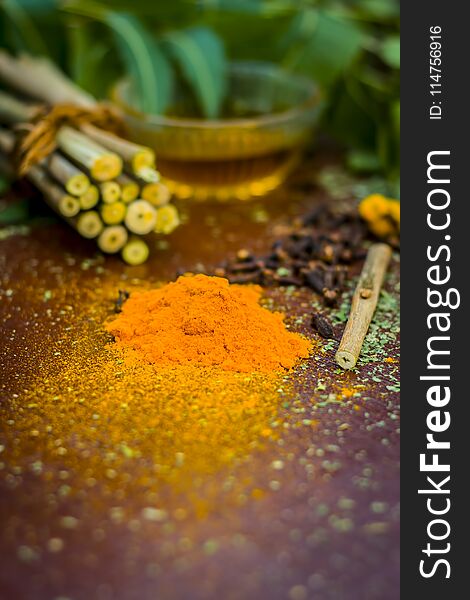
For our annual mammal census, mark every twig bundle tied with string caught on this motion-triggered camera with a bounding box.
[0,52,180,265]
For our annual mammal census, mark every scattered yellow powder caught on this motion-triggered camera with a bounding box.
[2,275,313,516]
[339,387,357,398]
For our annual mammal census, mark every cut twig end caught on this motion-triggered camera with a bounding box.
[335,350,357,370]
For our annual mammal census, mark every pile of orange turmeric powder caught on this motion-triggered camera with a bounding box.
[106,274,311,373]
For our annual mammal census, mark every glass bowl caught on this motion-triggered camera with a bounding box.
[112,62,321,201]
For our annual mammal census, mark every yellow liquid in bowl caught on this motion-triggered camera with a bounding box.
[114,63,321,201]
[156,151,300,201]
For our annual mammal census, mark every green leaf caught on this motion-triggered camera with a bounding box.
[355,0,399,21]
[284,10,364,87]
[0,176,11,196]
[281,6,318,48]
[104,13,174,114]
[380,35,400,68]
[0,199,30,225]
[347,150,381,173]
[355,65,394,95]
[71,0,199,21]
[391,100,400,139]
[326,81,376,150]
[162,27,227,118]
[67,20,121,99]
[201,0,296,16]
[204,10,292,63]
[1,0,52,56]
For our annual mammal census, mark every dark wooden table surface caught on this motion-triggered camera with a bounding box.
[0,160,400,600]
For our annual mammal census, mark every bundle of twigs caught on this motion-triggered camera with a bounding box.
[0,52,179,265]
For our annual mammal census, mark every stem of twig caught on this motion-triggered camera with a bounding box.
[121,237,150,265]
[0,89,37,124]
[0,51,95,108]
[335,243,392,369]
[56,126,122,181]
[46,152,90,196]
[100,181,121,204]
[124,199,157,235]
[80,123,155,175]
[97,225,128,254]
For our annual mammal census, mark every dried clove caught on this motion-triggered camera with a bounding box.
[227,260,260,274]
[229,272,263,285]
[311,313,335,339]
[275,276,303,287]
[301,205,328,227]
[114,289,130,313]
[304,269,325,294]
[323,269,335,290]
[213,204,377,305]
[236,248,253,262]
[323,289,338,306]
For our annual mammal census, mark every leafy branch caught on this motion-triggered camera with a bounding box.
[0,0,400,181]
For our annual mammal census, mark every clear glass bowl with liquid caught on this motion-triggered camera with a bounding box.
[112,62,321,201]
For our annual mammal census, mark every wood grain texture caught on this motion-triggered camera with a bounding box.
[336,243,392,369]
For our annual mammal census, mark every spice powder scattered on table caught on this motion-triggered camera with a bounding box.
[0,190,400,599]
[2,274,314,515]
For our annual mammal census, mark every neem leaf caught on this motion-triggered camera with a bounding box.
[285,10,364,87]
[391,100,400,139]
[356,0,399,20]
[162,27,227,118]
[104,12,174,114]
[326,81,376,150]
[347,150,382,173]
[380,35,400,68]
[0,175,10,195]
[68,22,120,99]
[0,198,30,225]
[1,0,51,56]
[200,0,271,15]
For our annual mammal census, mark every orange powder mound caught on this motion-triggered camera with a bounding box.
[106,274,311,372]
